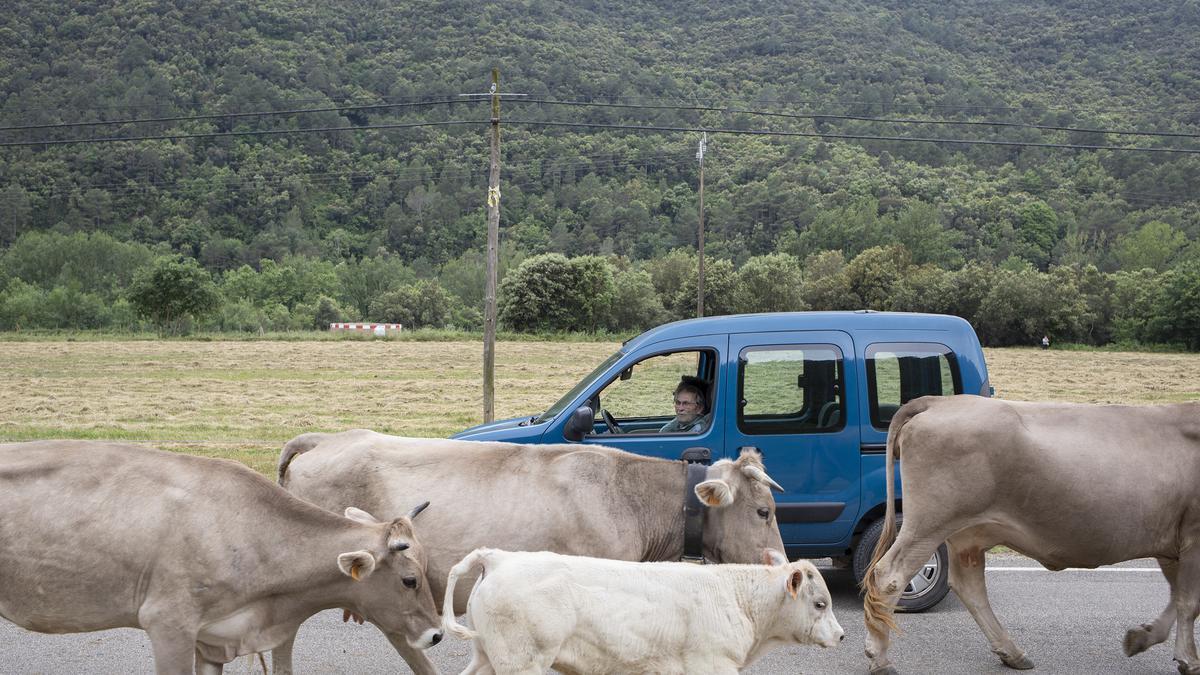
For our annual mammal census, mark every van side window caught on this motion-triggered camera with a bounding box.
[866,342,962,430]
[588,349,717,435]
[738,345,844,435]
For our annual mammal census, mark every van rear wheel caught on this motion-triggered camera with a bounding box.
[852,516,950,613]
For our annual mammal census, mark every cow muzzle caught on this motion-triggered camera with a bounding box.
[412,627,443,649]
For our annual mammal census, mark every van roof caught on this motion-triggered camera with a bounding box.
[623,311,976,352]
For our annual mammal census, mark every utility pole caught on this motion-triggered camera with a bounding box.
[460,72,525,425]
[696,132,707,318]
[483,68,501,423]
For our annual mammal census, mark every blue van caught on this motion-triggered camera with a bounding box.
[453,311,991,611]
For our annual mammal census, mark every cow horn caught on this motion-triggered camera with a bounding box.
[407,500,431,519]
[742,465,784,492]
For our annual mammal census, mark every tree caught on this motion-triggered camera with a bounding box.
[799,250,853,311]
[1147,260,1200,349]
[311,296,346,330]
[127,255,220,335]
[669,258,738,319]
[889,201,963,268]
[1109,269,1163,344]
[334,254,416,318]
[734,253,806,313]
[368,280,451,329]
[1111,221,1189,272]
[498,253,578,332]
[1015,200,1061,269]
[842,245,913,310]
[973,267,1086,346]
[0,185,32,246]
[498,254,619,332]
[569,255,617,332]
[609,268,665,332]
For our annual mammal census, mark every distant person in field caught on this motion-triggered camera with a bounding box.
[1041,335,1051,350]
[660,376,712,434]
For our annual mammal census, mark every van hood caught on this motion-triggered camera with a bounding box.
[451,415,545,442]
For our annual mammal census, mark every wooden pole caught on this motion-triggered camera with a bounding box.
[483,68,500,423]
[696,133,706,318]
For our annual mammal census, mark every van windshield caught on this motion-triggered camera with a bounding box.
[534,349,624,424]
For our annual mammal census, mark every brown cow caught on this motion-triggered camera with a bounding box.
[862,396,1200,675]
[277,430,788,675]
[0,441,441,675]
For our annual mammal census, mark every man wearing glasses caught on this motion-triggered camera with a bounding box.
[660,376,712,434]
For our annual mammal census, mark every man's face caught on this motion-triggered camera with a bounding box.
[673,391,702,424]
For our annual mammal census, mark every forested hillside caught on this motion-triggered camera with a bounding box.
[1,0,1198,346]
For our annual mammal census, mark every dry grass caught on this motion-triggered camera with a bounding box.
[1,340,1197,475]
[984,347,1200,404]
[0,340,614,474]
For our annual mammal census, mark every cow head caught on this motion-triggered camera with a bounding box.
[337,501,442,650]
[760,549,844,649]
[694,447,786,563]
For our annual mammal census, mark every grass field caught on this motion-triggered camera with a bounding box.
[1,340,1197,475]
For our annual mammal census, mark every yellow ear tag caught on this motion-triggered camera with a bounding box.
[350,564,361,581]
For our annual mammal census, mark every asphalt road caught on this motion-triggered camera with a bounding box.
[0,554,1180,674]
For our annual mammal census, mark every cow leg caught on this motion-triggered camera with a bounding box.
[193,651,223,675]
[1171,552,1200,674]
[946,538,1032,670]
[474,631,557,675]
[383,631,440,675]
[1125,557,1178,658]
[459,639,496,675]
[142,628,198,675]
[271,632,297,675]
[864,533,946,675]
[141,607,201,675]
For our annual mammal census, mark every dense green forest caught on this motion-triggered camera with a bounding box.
[1,0,1198,346]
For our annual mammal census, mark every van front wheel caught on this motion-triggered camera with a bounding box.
[852,516,950,613]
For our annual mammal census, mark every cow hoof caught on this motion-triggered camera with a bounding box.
[1000,653,1035,670]
[869,666,900,675]
[1176,659,1200,675]
[1124,625,1154,656]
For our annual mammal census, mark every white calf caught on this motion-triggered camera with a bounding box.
[443,548,843,675]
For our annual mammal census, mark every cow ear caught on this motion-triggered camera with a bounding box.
[763,548,788,567]
[338,551,377,581]
[344,507,380,525]
[786,568,804,599]
[695,479,735,507]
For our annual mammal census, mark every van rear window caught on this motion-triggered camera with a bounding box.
[866,342,961,430]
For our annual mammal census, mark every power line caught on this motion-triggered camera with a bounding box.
[521,99,1200,139]
[504,120,1200,154]
[4,114,1197,154]
[0,120,480,148]
[0,150,697,203]
[6,96,1198,141]
[598,93,1200,118]
[0,98,465,132]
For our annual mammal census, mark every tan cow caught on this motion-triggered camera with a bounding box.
[277,430,787,675]
[0,441,441,675]
[862,396,1200,675]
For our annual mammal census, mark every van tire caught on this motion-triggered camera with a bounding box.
[852,515,950,613]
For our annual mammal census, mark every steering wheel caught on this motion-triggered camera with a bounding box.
[600,408,625,434]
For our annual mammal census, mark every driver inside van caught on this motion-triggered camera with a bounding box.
[660,376,712,434]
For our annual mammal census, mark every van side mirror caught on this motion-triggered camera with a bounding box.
[563,406,594,442]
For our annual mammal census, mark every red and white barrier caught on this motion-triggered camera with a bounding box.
[329,323,403,333]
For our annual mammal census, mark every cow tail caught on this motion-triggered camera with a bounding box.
[276,433,328,486]
[442,549,489,640]
[862,396,937,634]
